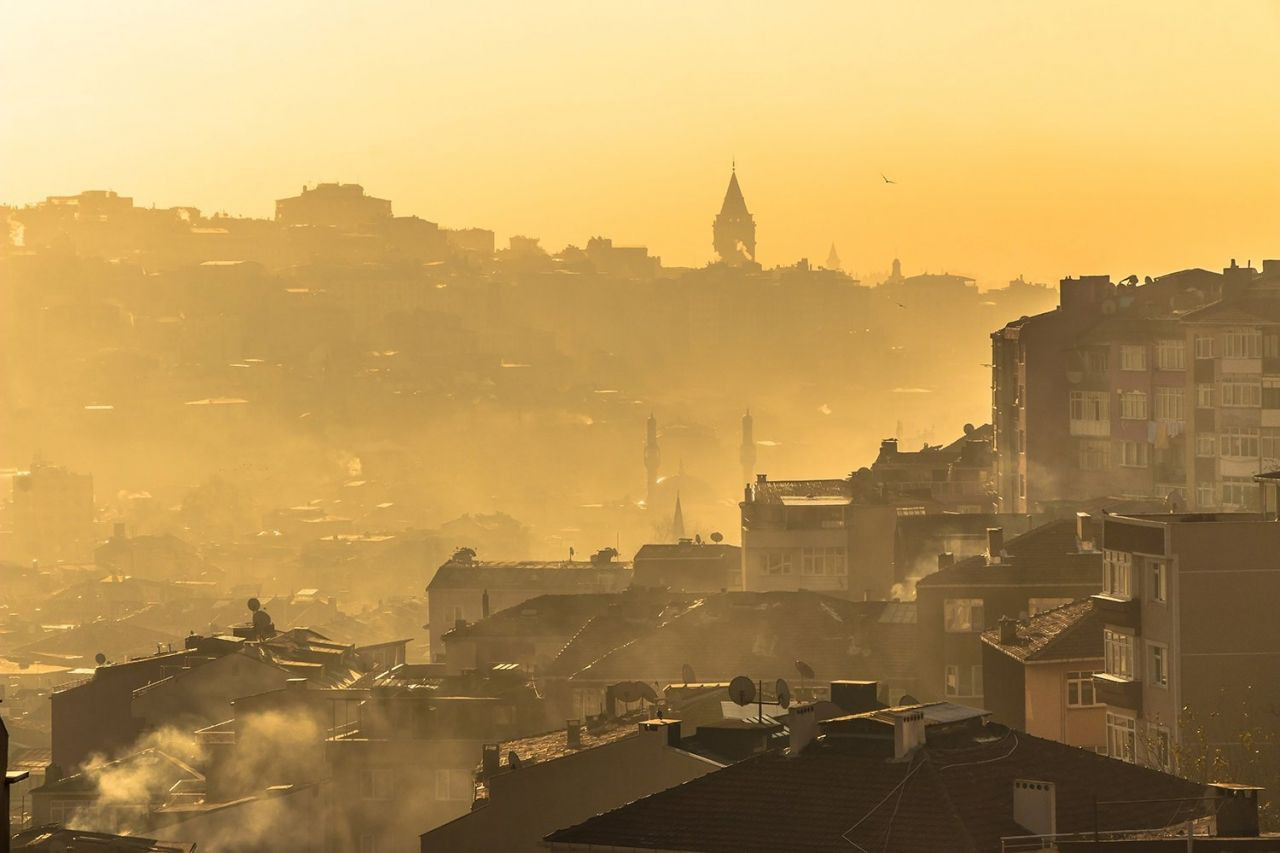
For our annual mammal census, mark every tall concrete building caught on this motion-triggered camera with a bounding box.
[1091,483,1280,771]
[712,165,756,266]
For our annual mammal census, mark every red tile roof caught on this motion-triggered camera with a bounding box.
[980,598,1103,663]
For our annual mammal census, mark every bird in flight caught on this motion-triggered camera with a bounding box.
[882,173,896,184]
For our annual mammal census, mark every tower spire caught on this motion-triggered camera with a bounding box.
[713,165,756,266]
[740,409,757,486]
[672,492,686,542]
[644,412,661,510]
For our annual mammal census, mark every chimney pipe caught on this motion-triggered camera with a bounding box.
[999,616,1018,645]
[937,552,955,571]
[788,704,818,756]
[481,743,500,779]
[1013,779,1057,837]
[987,527,1004,564]
[566,719,582,748]
[1211,784,1261,837]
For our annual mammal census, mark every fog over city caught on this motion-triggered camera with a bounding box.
[2,3,1280,852]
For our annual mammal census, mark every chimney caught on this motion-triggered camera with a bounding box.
[1211,783,1261,837]
[892,709,925,759]
[112,522,126,540]
[937,552,955,571]
[566,719,582,748]
[1075,512,1096,552]
[287,677,307,690]
[788,704,818,755]
[481,589,490,620]
[999,616,1019,644]
[831,681,880,715]
[880,438,899,457]
[639,718,682,748]
[481,743,500,779]
[987,527,1004,564]
[1013,779,1057,837]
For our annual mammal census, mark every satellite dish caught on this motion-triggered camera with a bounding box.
[898,694,920,706]
[94,652,107,666]
[247,597,261,612]
[613,681,644,704]
[728,675,756,707]
[710,532,724,543]
[507,751,521,769]
[681,663,696,684]
[775,678,792,709]
[794,660,815,681]
[636,682,659,703]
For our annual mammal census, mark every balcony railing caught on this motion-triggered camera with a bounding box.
[1069,419,1111,437]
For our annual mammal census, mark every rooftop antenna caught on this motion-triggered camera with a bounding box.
[681,663,696,685]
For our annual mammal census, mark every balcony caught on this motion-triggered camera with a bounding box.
[1091,593,1141,631]
[1093,672,1142,713]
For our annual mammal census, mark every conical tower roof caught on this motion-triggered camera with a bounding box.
[719,168,750,218]
[672,492,686,541]
[826,243,841,270]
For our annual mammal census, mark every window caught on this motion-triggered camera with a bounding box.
[361,768,394,801]
[1267,334,1280,359]
[1104,628,1134,679]
[1195,433,1217,458]
[1224,329,1262,359]
[1078,439,1111,471]
[1152,726,1172,771]
[1264,429,1280,461]
[1118,440,1148,468]
[1156,339,1186,370]
[762,551,792,575]
[1221,377,1262,407]
[450,605,465,623]
[1085,350,1109,373]
[1029,597,1073,615]
[1120,345,1148,371]
[1107,712,1137,763]
[801,546,846,576]
[1120,392,1148,420]
[1154,387,1184,421]
[1196,481,1215,509]
[1103,550,1132,599]
[1070,390,1109,421]
[944,664,983,697]
[943,598,984,632]
[1265,379,1280,410]
[1196,383,1215,409]
[1194,334,1215,359]
[1220,426,1260,459]
[359,836,379,853]
[1149,559,1167,603]
[1149,642,1169,688]
[1066,671,1100,708]
[435,769,473,801]
[1222,477,1259,509]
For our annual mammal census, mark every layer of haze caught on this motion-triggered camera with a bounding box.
[4,0,1279,283]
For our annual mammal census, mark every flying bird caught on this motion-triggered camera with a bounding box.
[882,173,896,184]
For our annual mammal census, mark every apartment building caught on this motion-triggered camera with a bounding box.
[1091,481,1280,771]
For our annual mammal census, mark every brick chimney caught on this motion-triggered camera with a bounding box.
[999,616,1019,645]
[566,719,582,748]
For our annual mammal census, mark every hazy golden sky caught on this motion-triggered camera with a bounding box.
[3,1,1278,283]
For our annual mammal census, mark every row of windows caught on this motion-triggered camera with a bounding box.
[1102,550,1167,604]
[761,547,848,576]
[942,597,1073,633]
[1106,712,1172,769]
[1090,341,1189,372]
[1103,627,1170,688]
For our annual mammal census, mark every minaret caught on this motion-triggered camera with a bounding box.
[644,412,661,509]
[713,163,756,266]
[825,244,841,271]
[672,492,686,542]
[889,257,903,283]
[740,409,757,486]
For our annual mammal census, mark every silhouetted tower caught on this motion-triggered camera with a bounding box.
[672,492,686,542]
[889,257,903,283]
[644,412,661,509]
[740,409,757,486]
[826,244,841,271]
[713,163,756,266]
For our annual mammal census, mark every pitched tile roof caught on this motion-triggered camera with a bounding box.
[545,725,1213,852]
[980,598,1103,662]
[427,561,631,591]
[916,520,1101,589]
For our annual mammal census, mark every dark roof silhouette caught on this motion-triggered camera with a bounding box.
[544,725,1212,852]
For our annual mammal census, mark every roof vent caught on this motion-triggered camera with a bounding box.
[1013,779,1057,837]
